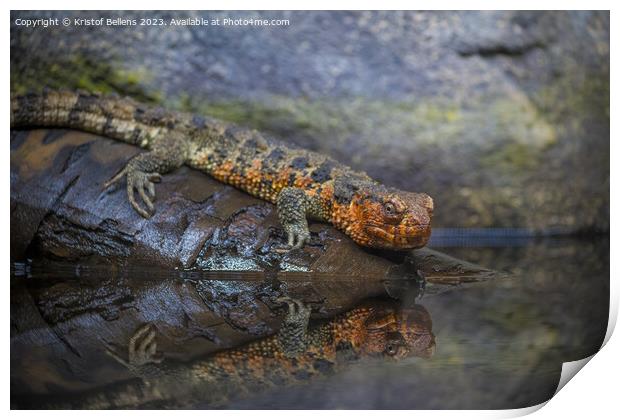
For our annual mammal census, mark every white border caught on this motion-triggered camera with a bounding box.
[4,2,616,419]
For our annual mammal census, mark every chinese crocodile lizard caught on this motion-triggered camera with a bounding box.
[11,90,433,250]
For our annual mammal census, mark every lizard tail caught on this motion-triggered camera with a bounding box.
[10,90,172,148]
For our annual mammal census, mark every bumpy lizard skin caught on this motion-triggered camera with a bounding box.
[11,90,434,250]
[21,298,434,409]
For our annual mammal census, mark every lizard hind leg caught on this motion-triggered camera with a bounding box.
[102,133,190,219]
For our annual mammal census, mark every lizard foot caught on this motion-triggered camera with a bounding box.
[104,324,164,375]
[286,227,310,250]
[274,227,310,253]
[103,165,162,218]
[274,296,309,313]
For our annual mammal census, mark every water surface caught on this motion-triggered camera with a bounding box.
[10,236,609,409]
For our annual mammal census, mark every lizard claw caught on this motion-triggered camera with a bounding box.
[274,296,309,314]
[128,324,163,365]
[103,341,131,369]
[102,167,128,190]
[287,230,310,250]
[148,173,162,184]
[104,324,164,371]
[127,170,161,218]
[102,164,161,219]
[275,228,310,253]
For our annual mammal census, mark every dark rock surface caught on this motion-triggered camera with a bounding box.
[10,11,609,232]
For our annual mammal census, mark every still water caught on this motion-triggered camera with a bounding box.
[11,236,609,409]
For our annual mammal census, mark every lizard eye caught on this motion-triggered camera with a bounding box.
[385,344,398,356]
[384,202,396,216]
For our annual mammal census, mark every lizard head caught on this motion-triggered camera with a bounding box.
[360,303,435,360]
[346,186,433,250]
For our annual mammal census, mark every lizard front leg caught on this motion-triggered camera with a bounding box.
[275,297,312,358]
[104,133,190,218]
[276,187,321,250]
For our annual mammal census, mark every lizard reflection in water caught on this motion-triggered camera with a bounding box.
[32,297,435,409]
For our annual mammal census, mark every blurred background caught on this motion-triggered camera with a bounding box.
[10,10,610,234]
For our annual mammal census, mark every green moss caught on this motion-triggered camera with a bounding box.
[412,102,462,124]
[172,96,468,141]
[480,143,537,172]
[205,101,297,131]
[172,94,359,143]
[11,54,161,104]
[534,72,610,124]
[169,95,556,175]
